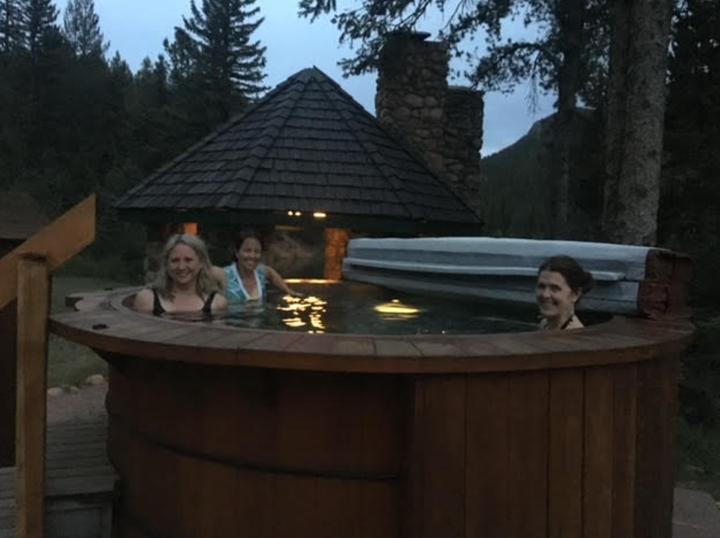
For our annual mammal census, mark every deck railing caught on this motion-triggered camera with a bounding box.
[0,195,96,538]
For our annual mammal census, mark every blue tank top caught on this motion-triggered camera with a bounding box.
[224,263,267,303]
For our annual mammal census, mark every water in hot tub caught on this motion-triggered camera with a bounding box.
[222,281,542,335]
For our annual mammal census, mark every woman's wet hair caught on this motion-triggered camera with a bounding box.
[232,229,263,260]
[538,255,594,295]
[154,234,219,298]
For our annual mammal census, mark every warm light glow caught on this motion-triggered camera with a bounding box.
[278,294,328,332]
[285,279,336,284]
[182,223,198,235]
[313,212,327,219]
[374,300,421,316]
[294,211,302,216]
[287,210,293,216]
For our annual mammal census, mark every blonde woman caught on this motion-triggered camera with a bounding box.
[134,234,227,315]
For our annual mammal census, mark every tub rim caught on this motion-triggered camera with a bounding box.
[49,287,694,374]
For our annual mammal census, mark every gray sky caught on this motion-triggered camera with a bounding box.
[59,0,553,155]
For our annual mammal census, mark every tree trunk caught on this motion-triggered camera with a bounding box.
[602,0,672,245]
[551,0,585,238]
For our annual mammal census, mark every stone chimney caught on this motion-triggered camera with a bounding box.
[375,32,484,212]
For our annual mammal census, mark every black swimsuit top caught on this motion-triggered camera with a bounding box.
[560,314,575,330]
[152,289,216,317]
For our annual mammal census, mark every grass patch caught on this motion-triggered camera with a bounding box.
[48,274,131,387]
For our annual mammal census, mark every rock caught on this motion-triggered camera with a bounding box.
[47,387,63,397]
[85,374,106,386]
[404,94,424,107]
[67,386,80,394]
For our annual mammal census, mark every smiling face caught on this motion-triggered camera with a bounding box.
[536,269,580,322]
[235,237,262,273]
[166,243,202,288]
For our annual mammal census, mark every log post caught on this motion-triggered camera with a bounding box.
[15,255,51,538]
[0,299,17,466]
[324,228,351,280]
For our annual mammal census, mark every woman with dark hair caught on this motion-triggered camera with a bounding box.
[134,234,228,316]
[219,230,302,303]
[536,255,594,330]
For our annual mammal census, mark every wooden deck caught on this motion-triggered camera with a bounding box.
[0,420,115,538]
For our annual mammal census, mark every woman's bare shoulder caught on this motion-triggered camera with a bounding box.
[133,288,154,313]
[211,292,228,311]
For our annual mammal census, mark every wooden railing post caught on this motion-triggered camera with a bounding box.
[15,255,51,538]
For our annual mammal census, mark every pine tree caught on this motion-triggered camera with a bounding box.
[20,0,59,56]
[601,0,673,244]
[0,0,24,54]
[180,0,267,120]
[62,0,108,59]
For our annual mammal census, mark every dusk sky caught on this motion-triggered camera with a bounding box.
[58,0,554,155]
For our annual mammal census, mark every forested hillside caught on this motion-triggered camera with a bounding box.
[479,109,603,240]
[0,0,267,280]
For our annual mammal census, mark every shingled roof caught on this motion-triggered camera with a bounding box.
[0,191,48,241]
[116,67,482,234]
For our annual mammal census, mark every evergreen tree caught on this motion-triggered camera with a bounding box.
[163,28,198,88]
[179,0,268,120]
[601,0,673,244]
[62,0,108,59]
[20,0,59,56]
[661,0,720,299]
[0,0,24,54]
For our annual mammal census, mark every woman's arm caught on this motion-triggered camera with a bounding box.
[133,288,155,313]
[211,293,228,312]
[210,265,227,294]
[265,266,303,297]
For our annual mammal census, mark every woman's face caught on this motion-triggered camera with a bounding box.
[235,237,262,272]
[167,243,202,288]
[536,270,579,320]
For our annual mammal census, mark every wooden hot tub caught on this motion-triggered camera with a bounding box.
[50,288,694,538]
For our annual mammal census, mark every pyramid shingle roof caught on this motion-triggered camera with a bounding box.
[116,67,482,234]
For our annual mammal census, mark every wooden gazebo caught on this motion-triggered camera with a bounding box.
[115,67,483,279]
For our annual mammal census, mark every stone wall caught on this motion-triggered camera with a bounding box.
[444,87,484,208]
[375,32,484,213]
[376,32,448,174]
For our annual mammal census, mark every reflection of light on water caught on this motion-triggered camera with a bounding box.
[285,279,335,284]
[278,295,327,332]
[374,299,422,318]
[283,317,306,328]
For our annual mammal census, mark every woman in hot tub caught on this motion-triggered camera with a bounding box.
[217,230,302,303]
[536,255,594,330]
[134,234,228,316]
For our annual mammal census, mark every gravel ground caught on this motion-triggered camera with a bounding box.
[47,383,108,424]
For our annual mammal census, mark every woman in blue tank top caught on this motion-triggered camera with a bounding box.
[220,230,302,303]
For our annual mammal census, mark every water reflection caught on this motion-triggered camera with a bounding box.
[374,299,422,319]
[278,295,327,332]
[222,281,541,335]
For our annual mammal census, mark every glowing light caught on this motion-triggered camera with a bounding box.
[282,317,307,328]
[182,223,198,235]
[294,211,302,216]
[313,212,327,219]
[374,300,422,315]
[285,279,335,284]
[287,210,293,216]
[277,294,328,333]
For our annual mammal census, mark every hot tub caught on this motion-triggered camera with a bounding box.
[50,285,693,538]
